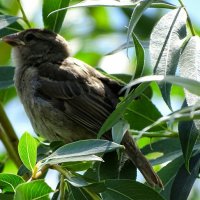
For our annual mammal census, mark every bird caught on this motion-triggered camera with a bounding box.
[2,28,163,187]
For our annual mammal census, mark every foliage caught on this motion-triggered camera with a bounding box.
[0,0,200,200]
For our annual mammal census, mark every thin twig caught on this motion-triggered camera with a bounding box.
[0,103,21,167]
[0,125,21,167]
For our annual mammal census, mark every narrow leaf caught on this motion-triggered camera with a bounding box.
[0,15,20,29]
[179,36,200,127]
[41,139,123,166]
[150,8,187,108]
[127,0,154,43]
[98,82,150,137]
[42,0,70,33]
[0,173,24,193]
[132,33,145,78]
[112,120,129,144]
[178,119,198,171]
[18,132,37,172]
[14,180,53,200]
[170,153,200,200]
[121,75,200,97]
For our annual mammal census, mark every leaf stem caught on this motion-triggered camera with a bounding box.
[129,129,178,138]
[60,175,66,200]
[178,0,195,36]
[0,103,21,167]
[16,0,31,28]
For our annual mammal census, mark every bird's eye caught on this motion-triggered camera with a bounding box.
[24,33,35,42]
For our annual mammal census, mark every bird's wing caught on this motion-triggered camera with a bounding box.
[37,57,123,133]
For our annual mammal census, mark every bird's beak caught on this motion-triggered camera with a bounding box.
[2,33,25,46]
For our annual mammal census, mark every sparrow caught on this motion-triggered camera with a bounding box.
[2,29,163,187]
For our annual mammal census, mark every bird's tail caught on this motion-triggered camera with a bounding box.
[122,132,163,188]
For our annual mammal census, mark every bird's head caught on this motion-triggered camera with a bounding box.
[2,29,71,65]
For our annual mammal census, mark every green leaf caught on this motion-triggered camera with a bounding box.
[42,0,70,33]
[158,156,184,200]
[18,132,37,172]
[127,0,154,43]
[0,15,20,30]
[40,139,123,166]
[0,173,24,193]
[132,33,144,78]
[63,161,93,172]
[170,153,200,200]
[101,180,164,200]
[0,193,14,200]
[112,120,129,144]
[178,119,198,171]
[0,66,14,89]
[124,95,165,131]
[14,180,53,200]
[0,21,23,38]
[69,184,101,200]
[51,0,175,11]
[0,86,16,105]
[150,8,187,108]
[142,139,182,165]
[99,151,137,181]
[98,82,150,138]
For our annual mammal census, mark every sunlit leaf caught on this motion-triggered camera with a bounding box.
[0,15,20,30]
[42,0,70,33]
[40,139,123,166]
[0,173,24,193]
[14,180,53,200]
[132,33,144,78]
[18,132,38,172]
[150,8,187,108]
[121,75,200,97]
[127,0,154,44]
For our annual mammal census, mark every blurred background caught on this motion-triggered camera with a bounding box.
[0,0,200,199]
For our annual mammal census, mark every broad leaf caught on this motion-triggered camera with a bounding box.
[170,153,200,200]
[40,139,123,166]
[18,132,37,172]
[0,15,20,30]
[0,173,24,193]
[150,8,187,108]
[101,180,164,200]
[0,67,14,89]
[42,0,70,33]
[14,180,53,200]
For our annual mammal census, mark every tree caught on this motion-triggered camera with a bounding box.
[0,0,200,199]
